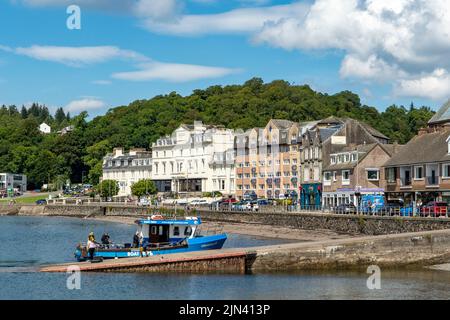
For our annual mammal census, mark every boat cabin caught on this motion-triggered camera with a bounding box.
[135,215,201,246]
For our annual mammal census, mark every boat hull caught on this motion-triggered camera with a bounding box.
[75,234,227,261]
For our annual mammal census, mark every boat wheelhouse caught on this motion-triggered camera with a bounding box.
[74,215,227,261]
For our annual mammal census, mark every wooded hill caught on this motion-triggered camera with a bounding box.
[0,78,435,188]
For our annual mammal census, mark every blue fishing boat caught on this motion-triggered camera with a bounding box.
[74,215,227,261]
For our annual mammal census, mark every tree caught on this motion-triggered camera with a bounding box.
[96,180,119,200]
[83,139,111,184]
[0,79,438,189]
[55,107,67,124]
[20,106,28,119]
[131,179,157,199]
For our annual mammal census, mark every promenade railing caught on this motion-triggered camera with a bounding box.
[42,199,450,219]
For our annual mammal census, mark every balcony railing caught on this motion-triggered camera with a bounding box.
[427,176,439,186]
[401,178,412,186]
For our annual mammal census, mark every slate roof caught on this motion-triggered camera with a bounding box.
[319,127,342,142]
[317,116,389,141]
[324,143,402,171]
[428,100,450,125]
[384,129,450,167]
[324,143,377,171]
[270,119,295,129]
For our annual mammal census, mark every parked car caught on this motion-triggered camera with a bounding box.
[35,199,47,205]
[421,201,448,217]
[175,199,188,205]
[137,198,151,207]
[221,198,237,204]
[232,201,247,211]
[333,203,356,214]
[256,199,270,206]
[399,205,416,217]
[190,199,208,206]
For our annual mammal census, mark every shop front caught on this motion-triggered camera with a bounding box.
[300,183,322,208]
[323,188,385,208]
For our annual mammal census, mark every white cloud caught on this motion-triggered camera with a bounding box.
[1,44,240,82]
[340,54,405,82]
[14,0,450,99]
[139,3,308,35]
[252,0,450,99]
[12,45,148,66]
[395,69,450,101]
[65,98,106,112]
[133,0,182,21]
[112,62,240,82]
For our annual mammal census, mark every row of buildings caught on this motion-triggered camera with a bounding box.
[102,100,450,207]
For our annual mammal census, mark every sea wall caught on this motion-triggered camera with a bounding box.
[249,229,450,271]
[7,204,450,236]
[195,210,450,236]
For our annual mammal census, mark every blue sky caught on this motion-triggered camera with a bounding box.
[0,0,449,118]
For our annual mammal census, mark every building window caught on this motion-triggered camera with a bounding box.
[313,167,320,181]
[447,136,450,154]
[351,153,357,162]
[304,168,310,181]
[414,166,424,180]
[342,170,350,183]
[386,167,396,183]
[367,169,379,181]
[333,171,337,182]
[324,172,331,182]
[443,164,450,178]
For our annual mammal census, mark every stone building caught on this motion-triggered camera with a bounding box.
[102,148,152,196]
[322,143,402,208]
[300,117,390,207]
[383,100,450,204]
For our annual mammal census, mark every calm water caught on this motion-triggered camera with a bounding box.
[1,216,450,300]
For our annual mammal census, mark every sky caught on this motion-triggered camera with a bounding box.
[1,0,449,118]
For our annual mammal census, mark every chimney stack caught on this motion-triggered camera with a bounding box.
[113,148,123,157]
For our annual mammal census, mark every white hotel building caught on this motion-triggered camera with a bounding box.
[102,148,152,196]
[102,121,236,197]
[151,121,236,196]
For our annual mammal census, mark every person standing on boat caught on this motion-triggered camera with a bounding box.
[101,233,111,246]
[133,231,140,248]
[87,232,97,260]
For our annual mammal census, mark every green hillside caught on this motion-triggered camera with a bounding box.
[0,78,435,188]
